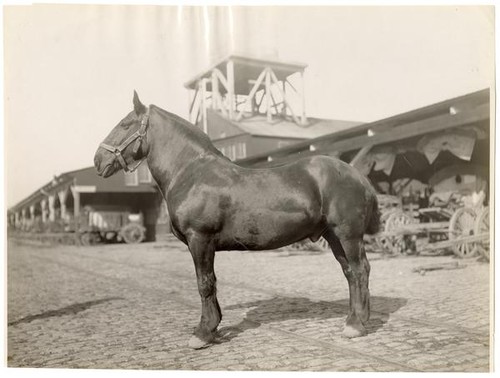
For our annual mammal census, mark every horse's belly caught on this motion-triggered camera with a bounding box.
[218,210,320,251]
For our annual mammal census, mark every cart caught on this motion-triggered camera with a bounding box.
[77,208,146,246]
[376,204,489,259]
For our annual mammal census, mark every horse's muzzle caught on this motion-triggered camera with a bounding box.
[94,148,116,177]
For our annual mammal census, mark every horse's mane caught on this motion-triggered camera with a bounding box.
[151,105,225,158]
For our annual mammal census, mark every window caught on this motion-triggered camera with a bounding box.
[235,142,247,159]
[219,142,246,161]
[124,171,138,186]
[230,145,236,160]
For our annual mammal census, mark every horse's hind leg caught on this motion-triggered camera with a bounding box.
[323,229,370,338]
[187,234,222,349]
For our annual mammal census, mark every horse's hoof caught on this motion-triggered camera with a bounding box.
[188,335,211,349]
[342,324,367,338]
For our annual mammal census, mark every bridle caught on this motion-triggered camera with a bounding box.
[100,108,150,173]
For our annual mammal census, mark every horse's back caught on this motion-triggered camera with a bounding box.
[234,155,378,239]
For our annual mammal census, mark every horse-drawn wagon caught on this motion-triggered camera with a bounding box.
[373,192,490,260]
[75,207,146,245]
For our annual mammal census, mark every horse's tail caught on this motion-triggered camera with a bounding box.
[365,194,381,235]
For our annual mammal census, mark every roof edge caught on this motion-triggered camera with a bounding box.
[184,52,308,89]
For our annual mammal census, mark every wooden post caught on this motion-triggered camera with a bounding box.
[236,68,267,121]
[213,69,228,117]
[48,194,56,222]
[226,59,235,120]
[300,69,307,125]
[282,81,287,117]
[40,198,48,223]
[201,78,208,134]
[71,188,80,218]
[58,188,68,220]
[265,68,272,123]
[256,91,265,111]
[213,68,229,91]
[29,205,35,221]
[211,70,219,110]
[70,186,81,236]
[21,208,27,229]
[269,70,301,125]
[15,212,20,228]
[270,92,279,113]
[188,87,199,123]
[198,80,203,120]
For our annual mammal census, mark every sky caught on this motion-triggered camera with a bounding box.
[3,4,495,207]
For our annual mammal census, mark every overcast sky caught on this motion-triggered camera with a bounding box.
[4,5,494,207]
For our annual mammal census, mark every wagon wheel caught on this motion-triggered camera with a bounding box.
[448,207,478,258]
[474,207,490,261]
[383,210,414,255]
[375,209,400,252]
[80,232,100,246]
[121,223,146,244]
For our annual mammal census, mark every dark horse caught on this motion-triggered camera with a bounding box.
[94,92,381,349]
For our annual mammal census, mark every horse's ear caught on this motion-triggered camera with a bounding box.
[133,90,146,115]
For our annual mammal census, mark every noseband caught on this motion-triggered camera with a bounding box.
[100,108,150,173]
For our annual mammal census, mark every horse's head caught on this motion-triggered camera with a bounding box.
[94,91,150,177]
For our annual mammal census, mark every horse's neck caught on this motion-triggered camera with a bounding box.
[145,107,220,192]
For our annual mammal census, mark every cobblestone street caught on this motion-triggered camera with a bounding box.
[7,236,491,372]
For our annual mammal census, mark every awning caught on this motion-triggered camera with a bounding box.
[417,129,476,164]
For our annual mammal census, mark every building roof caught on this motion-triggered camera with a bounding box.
[9,165,156,213]
[234,115,363,139]
[236,88,490,173]
[68,166,156,193]
[185,53,308,95]
[204,109,363,142]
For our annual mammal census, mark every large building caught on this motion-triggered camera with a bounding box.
[8,53,490,243]
[7,163,166,241]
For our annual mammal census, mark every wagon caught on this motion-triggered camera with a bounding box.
[77,207,146,245]
[375,204,490,260]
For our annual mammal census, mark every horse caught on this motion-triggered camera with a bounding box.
[94,92,381,349]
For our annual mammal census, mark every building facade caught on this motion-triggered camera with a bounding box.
[8,162,166,241]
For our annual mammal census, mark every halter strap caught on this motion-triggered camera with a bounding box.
[100,108,150,172]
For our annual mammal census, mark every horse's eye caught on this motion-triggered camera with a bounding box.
[121,121,132,130]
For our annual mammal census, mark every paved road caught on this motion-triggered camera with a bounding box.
[7,237,491,371]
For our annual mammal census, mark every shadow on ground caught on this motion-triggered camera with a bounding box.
[216,296,407,343]
[8,297,124,326]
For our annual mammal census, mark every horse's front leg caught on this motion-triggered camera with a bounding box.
[187,234,222,349]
